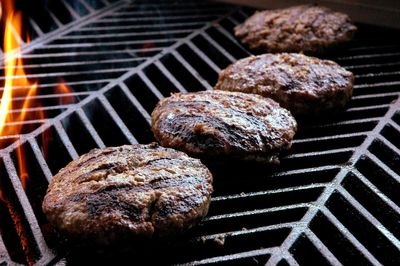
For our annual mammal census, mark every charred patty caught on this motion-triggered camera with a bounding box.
[42,143,213,245]
[215,53,354,116]
[151,90,297,163]
[235,5,357,53]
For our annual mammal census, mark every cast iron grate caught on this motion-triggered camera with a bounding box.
[1,0,400,265]
[0,0,230,150]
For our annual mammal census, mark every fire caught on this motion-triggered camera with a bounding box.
[55,81,75,106]
[1,1,73,189]
[0,2,73,265]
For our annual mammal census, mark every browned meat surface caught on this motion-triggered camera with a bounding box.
[42,143,213,245]
[235,5,357,53]
[151,90,297,163]
[215,53,354,116]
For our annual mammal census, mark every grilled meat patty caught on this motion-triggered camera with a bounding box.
[42,143,213,245]
[235,5,357,53]
[151,90,297,163]
[215,53,354,116]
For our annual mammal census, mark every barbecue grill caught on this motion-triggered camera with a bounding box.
[1,0,400,265]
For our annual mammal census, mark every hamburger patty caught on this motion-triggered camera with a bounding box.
[235,5,357,53]
[215,53,354,116]
[151,90,297,163]
[42,143,213,244]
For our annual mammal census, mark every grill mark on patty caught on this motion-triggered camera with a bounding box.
[157,95,277,133]
[94,175,207,194]
[234,5,356,53]
[42,144,213,243]
[156,113,263,152]
[74,148,121,168]
[74,156,204,185]
[86,192,143,220]
[215,53,354,116]
[71,182,204,221]
[151,91,297,162]
[156,191,205,219]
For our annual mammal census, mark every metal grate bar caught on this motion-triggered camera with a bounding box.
[283,252,300,266]
[337,186,400,247]
[2,154,53,261]
[365,151,400,183]
[267,96,400,264]
[351,169,400,215]
[154,61,187,93]
[47,12,63,28]
[185,42,222,72]
[198,222,298,241]
[0,80,112,93]
[76,108,106,149]
[338,52,400,61]
[212,184,326,202]
[388,119,400,133]
[204,203,311,222]
[18,49,157,59]
[285,148,356,159]
[108,8,232,18]
[75,21,206,32]
[320,207,382,266]
[348,44,400,52]
[28,139,53,183]
[29,19,45,37]
[292,133,366,144]
[200,32,237,63]
[214,26,251,56]
[77,0,95,13]
[377,135,400,156]
[118,83,151,124]
[94,14,221,24]
[304,229,343,266]
[60,0,80,20]
[0,1,127,63]
[6,57,145,69]
[171,50,213,90]
[137,71,165,100]
[97,95,138,144]
[43,38,176,49]
[2,2,400,265]
[0,237,10,264]
[365,152,400,185]
[344,61,400,70]
[53,122,79,160]
[58,29,194,40]
[347,105,391,112]
[185,247,277,266]
[0,68,128,80]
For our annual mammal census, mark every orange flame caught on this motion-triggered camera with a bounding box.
[1,1,73,189]
[55,81,75,106]
[0,3,73,265]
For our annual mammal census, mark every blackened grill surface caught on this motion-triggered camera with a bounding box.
[1,0,400,265]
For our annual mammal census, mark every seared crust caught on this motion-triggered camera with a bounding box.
[215,53,354,116]
[235,5,357,53]
[151,91,297,163]
[42,143,213,244]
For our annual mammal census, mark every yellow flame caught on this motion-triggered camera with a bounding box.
[1,2,73,189]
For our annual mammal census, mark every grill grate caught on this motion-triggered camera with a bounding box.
[1,1,400,265]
